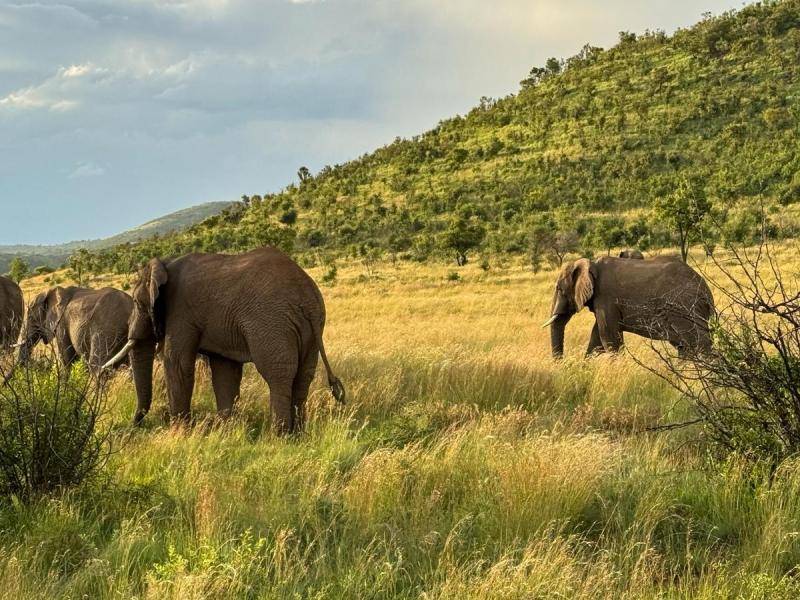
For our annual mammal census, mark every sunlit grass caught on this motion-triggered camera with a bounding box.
[2,246,800,598]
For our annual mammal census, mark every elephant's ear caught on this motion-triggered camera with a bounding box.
[51,287,71,323]
[146,258,168,312]
[573,258,594,310]
[43,287,69,342]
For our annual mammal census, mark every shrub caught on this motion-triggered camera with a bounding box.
[648,238,800,463]
[0,356,113,501]
[321,262,338,285]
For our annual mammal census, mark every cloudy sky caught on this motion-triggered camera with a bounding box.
[0,0,744,245]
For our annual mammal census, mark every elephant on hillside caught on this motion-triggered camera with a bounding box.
[104,246,345,433]
[543,256,714,358]
[0,276,23,350]
[14,287,149,387]
[618,249,644,259]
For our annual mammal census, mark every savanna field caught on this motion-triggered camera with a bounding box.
[0,248,794,599]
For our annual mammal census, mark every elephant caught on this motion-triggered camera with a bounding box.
[543,256,714,358]
[103,246,345,433]
[618,249,644,259]
[0,276,23,350]
[14,286,148,380]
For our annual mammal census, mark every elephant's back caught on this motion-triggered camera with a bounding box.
[0,276,23,317]
[168,247,325,318]
[598,256,714,311]
[71,287,132,313]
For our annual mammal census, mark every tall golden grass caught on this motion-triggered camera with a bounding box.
[1,246,798,598]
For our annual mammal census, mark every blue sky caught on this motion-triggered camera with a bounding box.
[0,0,744,244]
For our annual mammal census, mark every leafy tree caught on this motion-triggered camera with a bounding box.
[442,215,486,266]
[547,231,581,267]
[297,166,312,183]
[656,178,712,262]
[528,220,555,274]
[7,257,29,283]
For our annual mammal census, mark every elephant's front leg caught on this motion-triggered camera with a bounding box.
[58,343,78,373]
[585,322,605,357]
[163,337,198,423]
[209,355,243,418]
[596,308,624,353]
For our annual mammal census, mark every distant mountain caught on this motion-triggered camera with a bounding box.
[0,201,234,273]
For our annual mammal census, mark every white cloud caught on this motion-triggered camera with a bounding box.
[69,161,105,178]
[61,64,93,78]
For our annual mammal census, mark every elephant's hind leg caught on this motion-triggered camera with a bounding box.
[209,355,243,418]
[596,308,624,353]
[291,348,320,432]
[250,351,298,435]
[585,323,605,357]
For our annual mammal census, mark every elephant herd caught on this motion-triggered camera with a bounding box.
[0,246,714,434]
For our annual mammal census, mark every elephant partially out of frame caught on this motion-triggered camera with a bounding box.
[0,276,23,350]
[14,286,151,376]
[544,256,714,358]
[104,246,345,433]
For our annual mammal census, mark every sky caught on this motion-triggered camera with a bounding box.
[0,0,745,245]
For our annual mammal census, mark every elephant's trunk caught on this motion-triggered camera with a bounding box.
[3,339,33,386]
[550,315,571,359]
[128,340,156,426]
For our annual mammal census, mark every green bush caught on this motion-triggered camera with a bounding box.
[0,358,113,501]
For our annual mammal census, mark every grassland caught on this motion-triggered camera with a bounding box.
[3,251,800,599]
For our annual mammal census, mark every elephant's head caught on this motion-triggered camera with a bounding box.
[543,259,594,358]
[103,258,167,424]
[16,287,71,365]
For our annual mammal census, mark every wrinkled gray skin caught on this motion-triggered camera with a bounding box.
[618,249,644,259]
[0,276,23,350]
[547,257,714,358]
[15,287,147,376]
[108,247,344,433]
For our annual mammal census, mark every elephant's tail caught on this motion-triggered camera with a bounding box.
[310,317,345,404]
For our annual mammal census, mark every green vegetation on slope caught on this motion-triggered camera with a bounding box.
[78,0,800,274]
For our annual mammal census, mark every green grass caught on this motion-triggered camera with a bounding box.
[3,254,800,598]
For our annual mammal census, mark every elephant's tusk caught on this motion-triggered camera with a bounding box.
[102,340,135,370]
[10,342,23,349]
[541,315,558,328]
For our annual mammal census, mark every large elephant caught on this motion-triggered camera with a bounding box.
[544,256,714,358]
[104,247,345,433]
[0,276,23,349]
[15,286,147,378]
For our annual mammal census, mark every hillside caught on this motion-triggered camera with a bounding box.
[75,0,800,274]
[0,201,233,273]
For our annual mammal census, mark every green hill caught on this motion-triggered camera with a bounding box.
[0,202,233,273]
[81,1,800,273]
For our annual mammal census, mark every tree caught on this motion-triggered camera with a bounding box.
[588,216,626,255]
[67,249,93,286]
[297,166,312,183]
[545,57,562,76]
[7,257,29,283]
[547,231,581,267]
[655,177,711,262]
[442,215,486,266]
[528,221,555,274]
